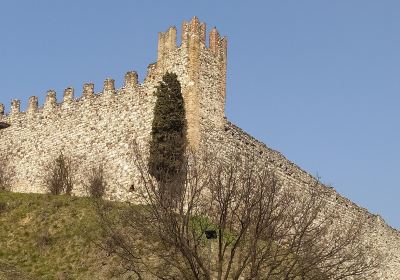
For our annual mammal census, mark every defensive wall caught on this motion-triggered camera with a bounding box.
[0,17,398,278]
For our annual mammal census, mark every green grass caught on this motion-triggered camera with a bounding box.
[0,192,322,279]
[0,259,36,280]
[0,192,124,280]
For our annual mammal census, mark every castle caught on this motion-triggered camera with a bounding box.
[0,17,399,278]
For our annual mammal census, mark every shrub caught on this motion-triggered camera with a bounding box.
[36,231,53,248]
[45,153,74,195]
[0,157,13,191]
[0,201,7,213]
[86,165,106,199]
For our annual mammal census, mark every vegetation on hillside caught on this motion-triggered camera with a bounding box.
[44,153,74,195]
[0,192,133,280]
[0,156,13,192]
[0,259,35,280]
[0,155,381,280]
[98,148,380,280]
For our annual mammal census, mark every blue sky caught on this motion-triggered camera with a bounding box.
[0,1,399,229]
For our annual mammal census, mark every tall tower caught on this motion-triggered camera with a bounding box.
[153,17,227,149]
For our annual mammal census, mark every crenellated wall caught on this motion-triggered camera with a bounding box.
[0,17,228,200]
[0,71,154,201]
[0,17,398,279]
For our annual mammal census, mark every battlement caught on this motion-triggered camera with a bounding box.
[157,16,227,63]
[154,17,228,148]
[0,71,142,124]
[1,17,227,150]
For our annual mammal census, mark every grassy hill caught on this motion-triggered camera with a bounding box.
[0,192,130,280]
[0,259,35,280]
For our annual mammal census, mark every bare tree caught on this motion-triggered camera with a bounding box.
[96,145,380,280]
[0,156,13,191]
[44,153,74,195]
[86,164,107,199]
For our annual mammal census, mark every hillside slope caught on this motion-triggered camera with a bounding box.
[0,259,35,280]
[0,192,130,280]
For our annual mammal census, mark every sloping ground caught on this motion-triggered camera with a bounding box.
[0,192,131,280]
[0,260,35,280]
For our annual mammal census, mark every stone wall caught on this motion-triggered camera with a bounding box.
[0,73,155,200]
[204,121,400,279]
[0,16,227,198]
[0,17,398,279]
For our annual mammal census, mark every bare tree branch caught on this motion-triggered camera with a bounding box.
[95,143,381,279]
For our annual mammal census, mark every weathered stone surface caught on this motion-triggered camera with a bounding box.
[207,122,400,279]
[0,17,398,279]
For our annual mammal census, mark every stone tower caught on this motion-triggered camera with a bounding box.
[151,16,227,149]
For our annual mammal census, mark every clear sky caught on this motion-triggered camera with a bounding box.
[0,1,399,229]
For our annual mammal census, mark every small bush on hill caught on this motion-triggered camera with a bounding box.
[45,153,74,195]
[36,230,53,248]
[0,201,7,213]
[86,165,106,199]
[0,156,13,191]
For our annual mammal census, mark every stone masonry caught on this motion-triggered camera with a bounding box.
[0,17,398,278]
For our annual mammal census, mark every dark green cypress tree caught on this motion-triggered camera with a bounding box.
[148,72,186,185]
